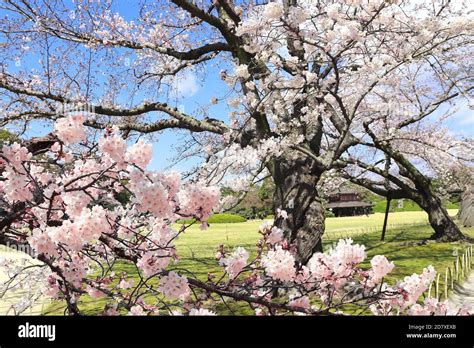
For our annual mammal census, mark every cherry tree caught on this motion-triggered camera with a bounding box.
[332,21,473,240]
[0,120,470,315]
[339,113,472,241]
[0,0,472,264]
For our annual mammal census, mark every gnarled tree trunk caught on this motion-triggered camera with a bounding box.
[365,136,466,242]
[459,186,474,227]
[271,158,325,264]
[416,195,465,241]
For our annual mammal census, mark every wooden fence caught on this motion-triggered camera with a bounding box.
[322,222,473,302]
[426,244,473,300]
[323,221,427,242]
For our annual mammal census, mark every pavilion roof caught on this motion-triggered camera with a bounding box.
[326,201,374,208]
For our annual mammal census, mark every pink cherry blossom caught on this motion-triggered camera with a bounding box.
[369,255,395,284]
[86,285,106,299]
[128,305,146,316]
[125,139,153,168]
[137,251,170,277]
[267,227,284,245]
[189,308,216,316]
[0,0,471,318]
[262,245,296,282]
[119,279,135,289]
[98,129,127,164]
[54,114,87,145]
[263,3,283,20]
[158,271,190,300]
[221,247,249,279]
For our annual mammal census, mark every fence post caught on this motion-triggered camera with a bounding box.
[467,249,471,272]
[469,246,472,266]
[465,249,468,272]
[455,257,459,281]
[449,267,454,290]
[435,273,440,300]
[469,246,472,269]
[467,249,470,271]
[444,268,448,300]
[470,247,472,268]
[469,245,472,267]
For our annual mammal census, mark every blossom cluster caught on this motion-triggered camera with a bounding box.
[2,118,471,318]
[158,271,190,300]
[1,110,471,317]
[177,185,221,221]
[220,247,249,279]
[262,246,296,282]
[54,114,87,145]
[137,251,171,277]
[368,255,395,285]
[0,116,224,314]
[0,143,33,202]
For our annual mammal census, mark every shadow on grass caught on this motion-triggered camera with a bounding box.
[42,224,474,315]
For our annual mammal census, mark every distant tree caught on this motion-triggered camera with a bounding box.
[0,129,18,144]
[340,126,471,241]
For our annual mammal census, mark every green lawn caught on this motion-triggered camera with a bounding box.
[174,210,455,272]
[43,210,474,315]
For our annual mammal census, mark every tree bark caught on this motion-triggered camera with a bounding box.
[404,167,466,241]
[271,158,324,264]
[347,173,465,242]
[416,195,465,241]
[459,186,474,227]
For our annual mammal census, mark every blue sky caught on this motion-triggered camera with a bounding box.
[439,100,474,136]
[9,68,232,172]
[2,0,236,172]
[3,1,473,173]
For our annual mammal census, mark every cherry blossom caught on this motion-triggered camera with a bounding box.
[189,308,216,316]
[125,139,153,169]
[263,2,283,20]
[137,251,171,277]
[0,0,471,317]
[158,271,190,300]
[235,65,250,80]
[98,128,127,165]
[368,255,395,285]
[267,227,284,245]
[54,115,87,145]
[220,247,249,279]
[262,246,296,282]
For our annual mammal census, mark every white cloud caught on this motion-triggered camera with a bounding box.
[170,71,199,98]
[450,102,474,127]
[456,112,474,126]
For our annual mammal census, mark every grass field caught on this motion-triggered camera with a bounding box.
[43,209,474,315]
[173,210,452,271]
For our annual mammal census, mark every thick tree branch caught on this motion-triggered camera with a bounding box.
[0,77,228,134]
